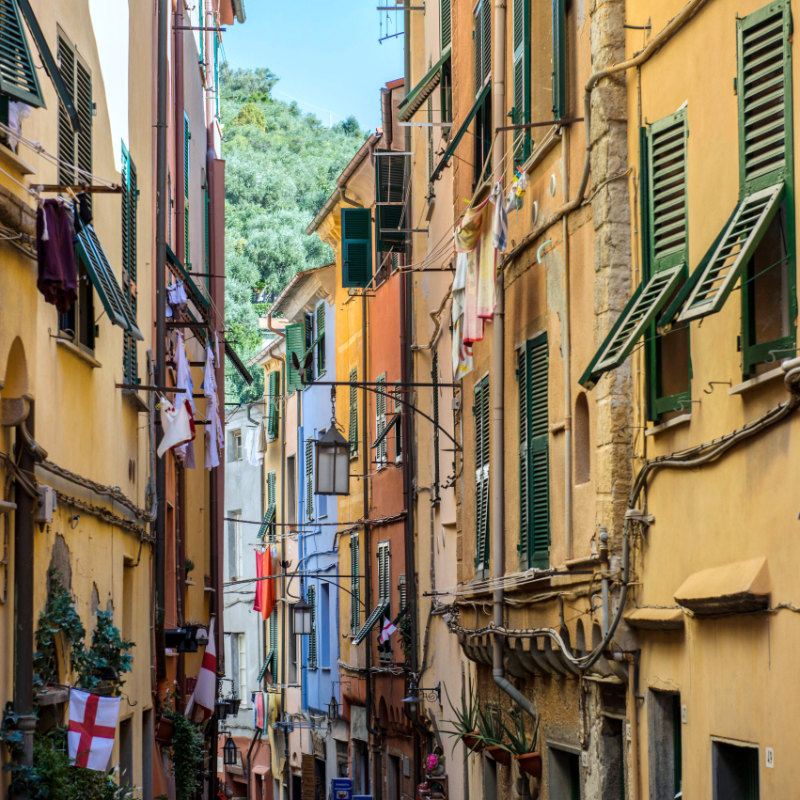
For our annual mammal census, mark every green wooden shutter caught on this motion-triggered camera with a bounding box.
[376,374,387,466]
[267,471,277,542]
[76,59,91,209]
[474,4,482,95]
[341,208,372,287]
[517,347,530,567]
[378,543,390,611]
[427,95,435,177]
[440,0,451,51]
[307,586,317,670]
[474,377,490,571]
[350,533,360,634]
[349,368,358,456]
[121,145,139,385]
[512,0,531,162]
[315,302,326,375]
[552,0,566,119]
[269,610,278,683]
[305,437,314,521]
[738,0,792,192]
[285,322,305,393]
[183,112,190,198]
[267,370,280,440]
[482,0,491,86]
[528,336,550,568]
[57,37,75,186]
[0,0,44,106]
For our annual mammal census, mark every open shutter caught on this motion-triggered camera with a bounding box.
[552,0,567,119]
[315,302,326,375]
[305,437,314,521]
[342,208,372,287]
[474,377,490,571]
[738,0,792,192]
[440,0,451,51]
[75,226,143,340]
[76,60,91,200]
[0,0,43,106]
[57,36,74,186]
[517,348,530,566]
[285,322,305,393]
[482,0,491,86]
[269,611,278,683]
[267,471,276,542]
[307,586,317,670]
[350,534,360,634]
[528,336,550,568]
[376,374,387,466]
[474,3,482,94]
[349,368,358,456]
[267,370,279,440]
[677,182,784,324]
[512,0,531,162]
[376,152,408,252]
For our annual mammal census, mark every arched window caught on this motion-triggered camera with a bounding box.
[574,392,590,484]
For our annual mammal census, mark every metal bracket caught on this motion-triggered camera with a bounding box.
[625,508,654,526]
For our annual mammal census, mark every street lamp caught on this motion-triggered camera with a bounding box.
[315,425,350,495]
[327,694,339,722]
[293,597,313,635]
[402,682,442,705]
[223,734,239,766]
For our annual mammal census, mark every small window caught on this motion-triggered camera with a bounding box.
[713,740,759,800]
[58,262,95,352]
[228,430,243,461]
[549,747,581,800]
[648,691,682,800]
[573,392,590,485]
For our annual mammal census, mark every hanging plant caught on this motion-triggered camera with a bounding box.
[163,708,204,800]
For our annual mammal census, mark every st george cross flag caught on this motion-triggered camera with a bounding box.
[185,617,216,719]
[67,689,121,771]
[378,616,397,644]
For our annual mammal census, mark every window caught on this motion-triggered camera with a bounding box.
[581,112,689,395]
[518,335,550,568]
[713,741,759,800]
[341,207,373,288]
[119,717,133,790]
[229,430,243,461]
[375,151,408,253]
[58,261,95,351]
[473,1,492,183]
[266,370,280,441]
[474,376,490,572]
[307,585,317,670]
[350,533,361,634]
[549,747,581,800]
[511,0,531,161]
[573,392,590,484]
[121,145,138,385]
[57,34,92,197]
[305,436,314,521]
[315,302,326,377]
[648,691,681,800]
[349,368,359,458]
[227,511,241,580]
[287,454,297,525]
[393,384,403,463]
[377,542,391,612]
[230,632,242,697]
[375,374,388,468]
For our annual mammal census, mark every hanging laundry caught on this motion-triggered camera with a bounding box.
[166,281,189,318]
[462,238,483,345]
[260,545,277,621]
[455,203,484,253]
[451,252,474,379]
[491,181,508,253]
[36,199,77,313]
[174,331,196,468]
[7,101,31,152]
[246,424,263,466]
[156,393,195,457]
[476,212,497,320]
[203,345,224,469]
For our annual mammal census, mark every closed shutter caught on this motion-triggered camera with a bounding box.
[305,437,314,521]
[0,0,43,106]
[76,59,91,209]
[517,347,530,566]
[350,533,360,634]
[474,3,482,95]
[552,0,567,119]
[315,302,326,375]
[398,573,407,611]
[121,145,139,385]
[440,0,451,51]
[57,36,74,187]
[738,0,791,191]
[269,611,278,683]
[267,471,276,542]
[512,0,531,162]
[474,377,490,571]
[307,585,317,670]
[349,368,358,456]
[376,374,387,466]
[285,322,305,393]
[267,370,280,440]
[481,0,491,87]
[342,208,372,287]
[378,543,391,613]
[528,336,550,568]
[183,113,190,264]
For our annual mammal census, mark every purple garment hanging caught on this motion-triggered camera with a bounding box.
[36,199,77,313]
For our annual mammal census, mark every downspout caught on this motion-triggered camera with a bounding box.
[561,124,573,559]
[174,1,186,266]
[154,0,168,683]
[490,0,535,720]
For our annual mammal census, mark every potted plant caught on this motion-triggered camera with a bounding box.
[441,678,483,753]
[476,705,512,767]
[505,708,541,777]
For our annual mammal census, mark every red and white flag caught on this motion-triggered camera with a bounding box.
[378,616,397,644]
[185,617,216,719]
[67,689,121,771]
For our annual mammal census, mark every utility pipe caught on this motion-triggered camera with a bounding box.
[561,123,573,560]
[488,0,536,721]
[622,653,640,800]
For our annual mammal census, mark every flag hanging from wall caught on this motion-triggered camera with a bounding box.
[185,617,216,719]
[67,689,121,771]
[378,616,397,644]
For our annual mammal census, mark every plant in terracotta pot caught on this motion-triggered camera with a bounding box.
[441,678,482,754]
[505,708,541,777]
[476,705,512,767]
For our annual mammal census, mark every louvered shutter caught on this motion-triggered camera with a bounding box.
[349,368,358,456]
[267,471,277,542]
[376,152,408,252]
[305,437,314,521]
[342,208,372,287]
[427,95,435,177]
[440,0,451,51]
[474,4,482,95]
[0,0,43,106]
[307,586,317,670]
[738,0,791,192]
[432,353,440,501]
[269,611,278,682]
[350,534,360,634]
[517,348,530,566]
[552,0,567,119]
[378,543,391,614]
[474,377,490,571]
[398,573,407,611]
[482,0,491,86]
[183,113,190,198]
[267,370,279,440]
[376,374,387,466]
[315,302,326,375]
[512,0,531,162]
[285,322,305,393]
[528,336,550,568]
[122,146,139,385]
[76,60,91,208]
[57,37,75,186]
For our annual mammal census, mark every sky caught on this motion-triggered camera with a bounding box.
[222,1,405,131]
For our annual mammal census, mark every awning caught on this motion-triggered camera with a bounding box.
[225,340,254,385]
[75,226,143,340]
[252,765,270,776]
[431,82,490,183]
[352,599,389,645]
[674,556,770,615]
[398,51,450,122]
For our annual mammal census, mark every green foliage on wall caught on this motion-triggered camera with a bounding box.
[221,65,366,403]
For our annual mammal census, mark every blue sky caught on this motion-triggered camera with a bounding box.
[223,1,405,131]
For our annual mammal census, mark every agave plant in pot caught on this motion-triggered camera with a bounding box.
[505,708,541,777]
[477,704,512,767]
[441,678,483,754]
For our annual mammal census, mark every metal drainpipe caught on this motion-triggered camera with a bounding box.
[561,124,573,560]
[174,2,186,266]
[154,0,168,684]
[489,0,536,720]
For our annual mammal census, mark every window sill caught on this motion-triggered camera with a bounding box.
[0,142,35,176]
[645,413,692,437]
[56,337,101,368]
[122,388,149,413]
[728,366,784,396]
[520,124,561,176]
